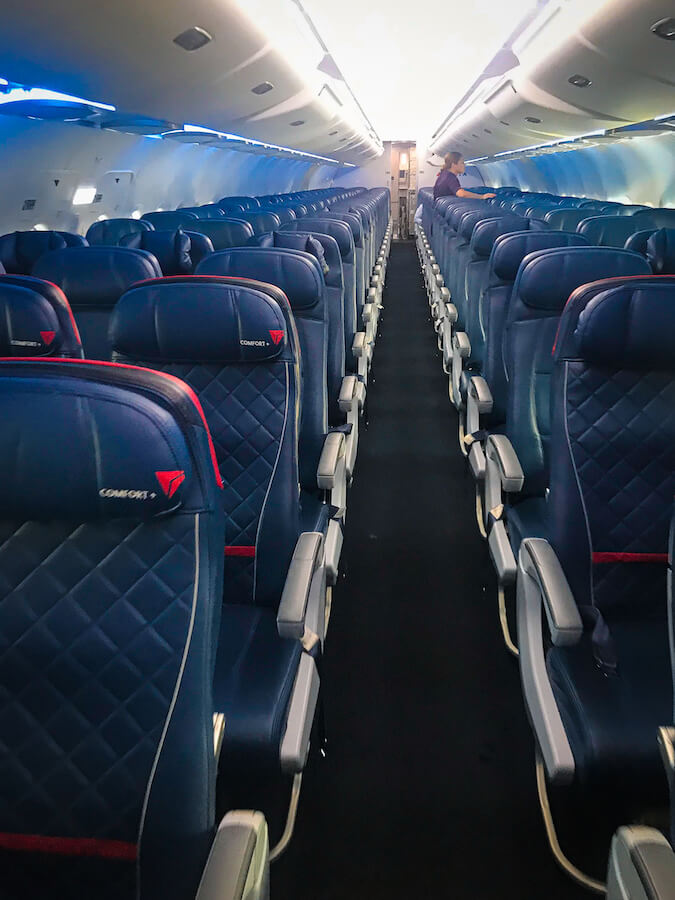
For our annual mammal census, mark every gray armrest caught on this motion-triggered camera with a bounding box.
[608,827,675,900]
[317,432,345,490]
[440,287,450,304]
[196,811,269,900]
[486,434,524,493]
[352,331,366,358]
[435,273,444,289]
[338,375,358,413]
[521,539,582,647]
[468,376,493,414]
[431,263,440,275]
[517,538,576,783]
[371,273,381,288]
[445,302,458,323]
[362,302,375,323]
[454,331,471,359]
[277,532,324,639]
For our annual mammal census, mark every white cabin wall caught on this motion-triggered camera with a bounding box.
[476,132,675,207]
[0,116,339,236]
[333,143,389,190]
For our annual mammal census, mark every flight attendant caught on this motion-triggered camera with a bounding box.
[433,151,496,201]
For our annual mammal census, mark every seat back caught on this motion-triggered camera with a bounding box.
[0,230,67,274]
[111,276,300,607]
[647,228,675,274]
[320,212,365,309]
[577,215,645,248]
[279,218,357,373]
[85,218,153,246]
[258,206,296,225]
[184,231,215,269]
[633,209,675,230]
[32,247,162,359]
[0,274,83,358]
[548,276,675,618]
[624,229,657,255]
[57,232,88,247]
[252,230,346,421]
[544,208,599,231]
[184,219,254,251]
[120,229,193,275]
[0,359,224,900]
[218,196,259,211]
[505,247,651,496]
[142,211,199,230]
[195,248,328,493]
[237,212,282,236]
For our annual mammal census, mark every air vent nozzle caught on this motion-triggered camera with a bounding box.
[651,18,675,40]
[568,74,592,87]
[173,27,213,51]
[252,82,274,95]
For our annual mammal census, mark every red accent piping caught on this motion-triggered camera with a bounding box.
[592,552,668,564]
[225,545,256,557]
[0,833,137,860]
[0,358,223,489]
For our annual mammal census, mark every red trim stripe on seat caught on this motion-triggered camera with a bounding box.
[225,545,255,557]
[0,833,137,860]
[592,552,668,564]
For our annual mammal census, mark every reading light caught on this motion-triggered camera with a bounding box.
[131,210,142,220]
[568,74,592,87]
[72,186,97,206]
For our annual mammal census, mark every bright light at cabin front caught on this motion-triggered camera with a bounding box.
[72,186,96,206]
[299,0,538,141]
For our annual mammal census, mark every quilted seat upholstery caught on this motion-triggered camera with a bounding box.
[0,359,224,900]
[543,276,675,789]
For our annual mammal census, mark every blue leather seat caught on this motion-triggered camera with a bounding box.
[0,357,250,900]
[142,210,199,230]
[194,248,346,570]
[32,247,161,359]
[0,274,83,358]
[279,218,362,379]
[218,196,260,211]
[309,213,366,320]
[178,205,223,219]
[184,231,215,269]
[258,206,296,225]
[624,229,657,255]
[577,215,645,248]
[183,218,254,251]
[237,212,282,236]
[57,231,88,247]
[85,218,153,246]
[120,229,193,275]
[544,208,600,231]
[110,276,322,775]
[647,228,675,274]
[0,230,67,274]
[518,275,675,803]
[634,209,675,230]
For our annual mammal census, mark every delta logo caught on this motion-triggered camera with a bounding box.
[239,330,285,348]
[41,331,56,345]
[155,470,186,499]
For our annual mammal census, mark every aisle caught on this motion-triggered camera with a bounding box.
[273,240,585,899]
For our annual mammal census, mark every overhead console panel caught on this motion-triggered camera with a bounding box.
[0,0,382,165]
[431,0,675,162]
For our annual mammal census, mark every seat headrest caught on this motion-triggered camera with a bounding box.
[0,274,82,357]
[543,209,591,230]
[647,228,675,275]
[633,208,675,230]
[142,211,199,230]
[32,247,162,308]
[280,218,353,259]
[0,231,68,274]
[559,279,675,369]
[0,359,222,520]
[577,216,642,248]
[322,212,362,245]
[111,276,290,364]
[266,231,329,275]
[515,247,651,312]
[491,231,589,283]
[57,232,88,247]
[624,229,657,255]
[240,212,282,234]
[458,210,492,241]
[184,218,254,250]
[471,216,526,257]
[85,218,153,247]
[195,247,323,312]
[184,231,214,267]
[120,229,193,275]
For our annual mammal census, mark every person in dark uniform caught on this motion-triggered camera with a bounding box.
[433,151,496,201]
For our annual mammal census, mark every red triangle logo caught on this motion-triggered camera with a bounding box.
[155,470,186,499]
[40,331,56,345]
[269,330,284,345]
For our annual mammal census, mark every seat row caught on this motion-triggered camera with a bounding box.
[416,186,675,893]
[0,186,392,898]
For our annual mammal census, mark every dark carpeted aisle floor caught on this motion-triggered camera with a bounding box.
[273,240,586,900]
